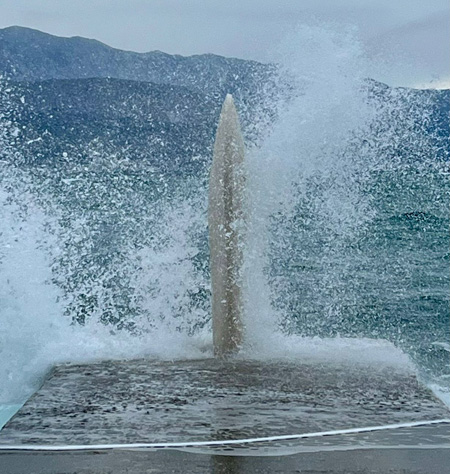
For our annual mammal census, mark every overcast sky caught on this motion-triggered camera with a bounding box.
[0,0,448,88]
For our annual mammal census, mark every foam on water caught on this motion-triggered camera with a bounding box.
[241,334,413,369]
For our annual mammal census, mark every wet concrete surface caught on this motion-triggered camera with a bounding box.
[0,358,449,473]
[0,358,448,446]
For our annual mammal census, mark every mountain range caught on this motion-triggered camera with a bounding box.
[0,26,275,94]
[0,26,448,174]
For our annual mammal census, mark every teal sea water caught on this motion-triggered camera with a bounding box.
[0,26,448,426]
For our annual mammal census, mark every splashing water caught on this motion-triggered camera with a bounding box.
[0,24,448,410]
[243,25,377,345]
[244,24,448,397]
[0,165,210,405]
[247,27,450,396]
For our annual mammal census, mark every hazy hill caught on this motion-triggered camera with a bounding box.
[0,26,275,100]
[0,26,448,174]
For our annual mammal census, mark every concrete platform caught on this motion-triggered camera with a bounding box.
[0,358,448,448]
[1,358,449,472]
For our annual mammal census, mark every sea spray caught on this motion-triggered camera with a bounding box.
[0,125,211,404]
[243,24,449,394]
[0,23,448,407]
[243,24,378,346]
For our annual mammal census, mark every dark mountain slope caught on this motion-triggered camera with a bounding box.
[0,26,276,101]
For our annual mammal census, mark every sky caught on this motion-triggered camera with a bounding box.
[0,0,448,88]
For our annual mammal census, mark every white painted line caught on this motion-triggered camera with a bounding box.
[0,419,449,452]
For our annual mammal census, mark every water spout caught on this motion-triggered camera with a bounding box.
[208,94,245,358]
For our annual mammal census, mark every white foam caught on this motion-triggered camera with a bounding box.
[0,183,211,404]
[241,332,414,370]
[1,419,448,452]
[429,384,450,410]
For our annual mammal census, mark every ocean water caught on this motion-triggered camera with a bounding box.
[0,25,448,425]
